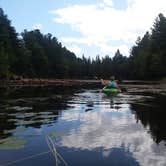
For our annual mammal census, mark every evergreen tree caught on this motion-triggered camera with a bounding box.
[0,47,9,78]
[1,7,166,80]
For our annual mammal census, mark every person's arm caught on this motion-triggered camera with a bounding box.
[101,79,109,86]
[114,80,119,88]
[101,79,104,85]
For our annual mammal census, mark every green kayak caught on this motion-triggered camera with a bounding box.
[102,86,121,94]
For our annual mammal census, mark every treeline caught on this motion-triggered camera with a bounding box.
[130,13,166,79]
[0,7,166,80]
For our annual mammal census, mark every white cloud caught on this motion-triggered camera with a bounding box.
[32,23,43,30]
[100,0,114,8]
[51,0,166,56]
[67,45,82,55]
[103,0,114,6]
[97,43,130,56]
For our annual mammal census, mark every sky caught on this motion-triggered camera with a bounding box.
[1,0,166,58]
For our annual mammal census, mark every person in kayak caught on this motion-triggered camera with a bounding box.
[101,76,118,88]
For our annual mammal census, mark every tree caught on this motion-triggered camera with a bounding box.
[1,6,166,80]
[0,47,9,78]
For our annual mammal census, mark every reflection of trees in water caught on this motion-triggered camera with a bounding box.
[0,87,74,140]
[131,101,166,144]
[0,109,60,140]
[0,114,16,139]
[0,86,77,100]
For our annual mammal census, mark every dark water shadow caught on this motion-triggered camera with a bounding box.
[131,94,166,144]
[0,86,78,140]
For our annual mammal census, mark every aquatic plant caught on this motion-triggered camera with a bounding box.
[46,135,68,166]
[0,136,26,150]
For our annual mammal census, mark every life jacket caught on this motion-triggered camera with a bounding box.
[107,81,117,88]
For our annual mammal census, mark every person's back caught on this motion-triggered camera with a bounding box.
[101,76,119,88]
[107,80,117,88]
[107,76,118,88]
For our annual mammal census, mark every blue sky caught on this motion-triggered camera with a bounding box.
[1,0,166,58]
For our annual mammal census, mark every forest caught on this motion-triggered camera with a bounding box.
[0,7,166,80]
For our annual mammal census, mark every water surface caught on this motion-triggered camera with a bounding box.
[0,87,166,166]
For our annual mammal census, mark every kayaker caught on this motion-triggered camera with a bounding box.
[101,76,119,88]
[108,76,118,88]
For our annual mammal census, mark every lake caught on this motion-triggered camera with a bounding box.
[0,86,166,166]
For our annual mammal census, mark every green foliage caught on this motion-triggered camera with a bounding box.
[0,136,26,150]
[0,7,166,80]
[129,14,166,79]
[0,47,9,77]
[0,8,20,78]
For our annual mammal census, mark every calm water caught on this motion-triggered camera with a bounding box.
[0,87,166,166]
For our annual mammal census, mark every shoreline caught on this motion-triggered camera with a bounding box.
[1,79,166,91]
[0,79,166,97]
[0,79,165,88]
[0,79,102,88]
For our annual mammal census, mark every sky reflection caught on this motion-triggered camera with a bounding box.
[59,91,166,166]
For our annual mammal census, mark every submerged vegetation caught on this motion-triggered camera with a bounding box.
[0,7,166,80]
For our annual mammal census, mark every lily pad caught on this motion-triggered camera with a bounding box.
[4,127,27,134]
[0,136,26,150]
[7,106,33,111]
[48,132,64,138]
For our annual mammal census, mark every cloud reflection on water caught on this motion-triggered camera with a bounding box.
[60,96,166,166]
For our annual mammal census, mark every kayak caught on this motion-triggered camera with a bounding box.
[102,86,121,95]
